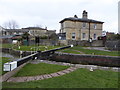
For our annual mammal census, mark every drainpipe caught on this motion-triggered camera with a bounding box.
[88,21,91,40]
[88,20,92,47]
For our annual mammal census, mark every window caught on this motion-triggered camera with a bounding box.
[5,32,7,35]
[82,23,86,28]
[82,33,86,38]
[93,34,96,39]
[72,33,75,40]
[94,24,97,29]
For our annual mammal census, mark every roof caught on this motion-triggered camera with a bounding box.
[0,26,5,31]
[0,35,13,39]
[22,27,46,30]
[59,17,104,24]
[5,29,29,32]
[11,36,22,39]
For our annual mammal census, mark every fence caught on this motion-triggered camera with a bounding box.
[67,40,104,46]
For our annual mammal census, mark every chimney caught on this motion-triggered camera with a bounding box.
[82,10,88,19]
[74,15,78,18]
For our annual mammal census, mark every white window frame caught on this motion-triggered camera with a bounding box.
[82,33,86,39]
[94,24,97,29]
[82,23,86,28]
[72,33,75,40]
[93,33,96,39]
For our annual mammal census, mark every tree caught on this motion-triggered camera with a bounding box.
[3,20,19,29]
[22,32,30,46]
[49,33,58,40]
[107,33,120,40]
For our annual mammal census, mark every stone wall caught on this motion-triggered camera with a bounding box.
[68,40,103,46]
[29,39,58,46]
[61,20,103,41]
[58,40,68,46]
[91,40,103,46]
[50,52,120,67]
[105,40,120,51]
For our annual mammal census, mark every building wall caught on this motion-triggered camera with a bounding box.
[29,29,47,36]
[61,20,103,41]
[29,29,56,37]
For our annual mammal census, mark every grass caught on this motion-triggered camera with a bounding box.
[2,68,119,88]
[60,46,119,56]
[1,44,119,56]
[1,44,61,51]
[0,57,11,75]
[15,45,61,51]
[14,63,69,77]
[0,44,13,48]
[61,49,81,54]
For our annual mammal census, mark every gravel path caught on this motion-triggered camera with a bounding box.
[84,47,111,52]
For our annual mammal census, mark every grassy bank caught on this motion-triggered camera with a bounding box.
[3,68,119,88]
[0,44,13,48]
[1,44,119,56]
[61,46,119,56]
[0,57,11,75]
[14,63,69,77]
[14,45,60,51]
[1,44,60,51]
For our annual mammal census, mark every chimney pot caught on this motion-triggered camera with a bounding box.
[82,10,88,19]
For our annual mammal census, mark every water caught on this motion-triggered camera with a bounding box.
[1,52,19,61]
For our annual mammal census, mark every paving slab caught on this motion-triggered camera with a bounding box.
[57,71,66,75]
[36,75,44,80]
[50,73,60,77]
[26,77,35,82]
[43,74,52,79]
[111,67,119,72]
[62,70,71,73]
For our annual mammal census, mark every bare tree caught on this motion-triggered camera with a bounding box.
[3,20,19,29]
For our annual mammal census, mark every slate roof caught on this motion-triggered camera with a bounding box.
[22,27,46,30]
[59,17,104,23]
[0,35,13,39]
[5,29,29,32]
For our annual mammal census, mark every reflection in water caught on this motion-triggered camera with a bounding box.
[1,52,19,61]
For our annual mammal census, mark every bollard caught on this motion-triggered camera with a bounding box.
[20,51,23,58]
[18,46,21,49]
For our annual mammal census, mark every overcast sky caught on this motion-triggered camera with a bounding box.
[0,0,119,33]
